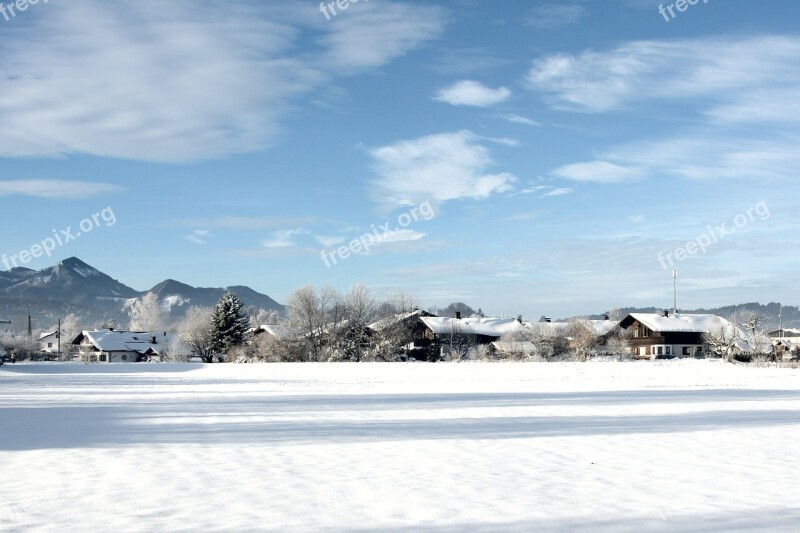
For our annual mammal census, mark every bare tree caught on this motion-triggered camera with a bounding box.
[129,293,166,331]
[248,307,281,328]
[177,306,214,363]
[703,325,742,362]
[730,309,769,355]
[567,319,597,361]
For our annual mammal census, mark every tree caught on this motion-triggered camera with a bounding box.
[730,309,769,356]
[128,293,166,331]
[177,306,214,363]
[703,325,742,362]
[567,319,597,361]
[210,292,249,358]
[248,307,281,328]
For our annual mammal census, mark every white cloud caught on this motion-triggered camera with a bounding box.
[370,130,517,205]
[315,235,347,248]
[262,228,311,248]
[0,0,445,162]
[552,161,645,184]
[527,4,586,29]
[497,114,541,127]
[376,229,426,244]
[0,179,125,199]
[435,80,511,107]
[542,187,574,197]
[185,230,210,245]
[318,2,446,71]
[527,35,800,116]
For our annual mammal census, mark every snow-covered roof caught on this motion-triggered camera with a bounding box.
[626,313,753,352]
[769,328,800,337]
[368,309,431,332]
[252,324,289,338]
[584,319,618,336]
[38,330,59,340]
[420,317,528,338]
[75,330,174,355]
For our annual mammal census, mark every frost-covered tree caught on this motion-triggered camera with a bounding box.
[210,292,250,358]
[177,306,214,363]
[730,309,769,355]
[567,319,597,361]
[129,293,166,332]
[703,325,742,362]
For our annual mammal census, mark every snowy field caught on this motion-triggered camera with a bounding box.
[1,361,799,532]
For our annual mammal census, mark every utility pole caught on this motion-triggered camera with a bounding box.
[672,269,678,314]
[779,304,783,339]
[57,317,61,359]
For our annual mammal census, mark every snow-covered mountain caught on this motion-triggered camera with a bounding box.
[0,257,284,328]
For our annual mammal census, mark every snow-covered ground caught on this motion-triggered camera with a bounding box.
[1,361,799,532]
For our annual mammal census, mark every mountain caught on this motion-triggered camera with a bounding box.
[144,280,283,316]
[0,267,37,289]
[0,257,284,332]
[2,257,140,308]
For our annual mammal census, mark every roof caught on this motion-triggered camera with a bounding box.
[420,317,528,338]
[623,313,754,352]
[583,319,618,336]
[73,330,174,355]
[38,330,59,340]
[252,324,289,338]
[368,309,433,332]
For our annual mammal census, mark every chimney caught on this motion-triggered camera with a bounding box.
[455,311,462,320]
[151,336,157,344]
[662,309,670,318]
[544,317,552,323]
[603,314,610,321]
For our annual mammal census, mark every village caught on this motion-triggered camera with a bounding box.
[2,301,799,365]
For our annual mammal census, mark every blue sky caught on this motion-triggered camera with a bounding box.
[1,0,798,318]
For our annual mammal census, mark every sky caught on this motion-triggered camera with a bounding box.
[1,0,799,319]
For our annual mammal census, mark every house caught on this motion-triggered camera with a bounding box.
[420,315,529,357]
[38,331,60,354]
[769,328,800,360]
[250,324,290,339]
[618,312,752,360]
[71,330,178,362]
[367,309,436,359]
[488,340,538,357]
[0,319,10,338]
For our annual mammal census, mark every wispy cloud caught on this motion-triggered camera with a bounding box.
[496,114,540,127]
[185,230,211,245]
[527,4,587,29]
[0,0,446,162]
[435,80,511,107]
[526,35,800,116]
[543,187,574,197]
[370,130,517,206]
[0,179,125,199]
[552,161,645,184]
[315,235,347,247]
[262,228,311,248]
[168,216,316,230]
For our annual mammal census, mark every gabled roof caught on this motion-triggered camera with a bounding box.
[368,309,433,332]
[420,317,527,338]
[38,330,59,340]
[72,330,173,355]
[251,324,289,339]
[622,313,753,352]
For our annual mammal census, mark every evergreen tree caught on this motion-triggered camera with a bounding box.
[210,292,249,359]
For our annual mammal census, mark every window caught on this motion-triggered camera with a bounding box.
[665,346,671,355]
[657,347,663,355]
[683,347,691,356]
[47,343,53,348]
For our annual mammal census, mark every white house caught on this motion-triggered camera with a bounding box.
[71,330,181,362]
[38,330,60,354]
